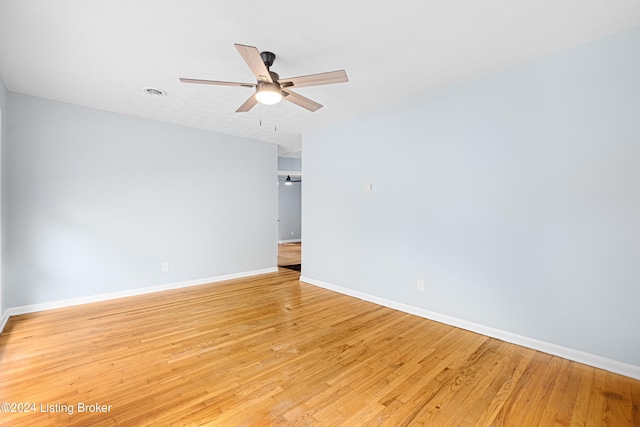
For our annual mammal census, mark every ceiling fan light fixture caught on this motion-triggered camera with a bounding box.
[284,175,293,186]
[255,82,282,105]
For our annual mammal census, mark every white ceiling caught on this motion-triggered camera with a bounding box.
[1,1,640,158]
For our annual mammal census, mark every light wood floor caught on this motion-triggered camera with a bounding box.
[278,242,301,266]
[1,270,638,426]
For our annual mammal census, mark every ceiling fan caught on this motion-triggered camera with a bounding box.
[283,175,301,185]
[180,43,348,113]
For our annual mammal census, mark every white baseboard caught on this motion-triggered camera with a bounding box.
[300,275,640,381]
[0,310,9,335]
[278,239,301,244]
[7,267,278,317]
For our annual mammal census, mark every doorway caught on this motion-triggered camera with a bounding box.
[0,108,3,320]
[277,171,301,272]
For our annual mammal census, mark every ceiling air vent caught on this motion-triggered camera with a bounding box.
[143,87,166,96]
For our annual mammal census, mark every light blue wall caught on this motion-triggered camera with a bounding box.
[0,75,6,107]
[277,157,302,243]
[5,93,277,307]
[303,26,640,366]
[278,181,301,242]
[0,76,6,316]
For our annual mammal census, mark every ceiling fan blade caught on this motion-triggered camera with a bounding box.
[180,78,255,88]
[282,89,323,112]
[236,94,259,112]
[280,70,348,88]
[234,44,273,83]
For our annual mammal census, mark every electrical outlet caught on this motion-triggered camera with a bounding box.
[416,279,424,291]
[162,263,169,273]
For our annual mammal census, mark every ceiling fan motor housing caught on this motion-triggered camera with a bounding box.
[269,71,280,82]
[260,51,276,68]
[256,81,281,92]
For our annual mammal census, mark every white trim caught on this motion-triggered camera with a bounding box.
[278,239,302,244]
[300,275,640,381]
[0,310,9,334]
[7,268,278,316]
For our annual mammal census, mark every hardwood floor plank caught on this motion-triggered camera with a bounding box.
[492,352,565,425]
[632,377,640,427]
[602,371,634,426]
[431,340,525,426]
[278,242,301,266]
[467,344,535,427]
[569,364,597,427]
[535,358,578,426]
[1,269,638,426]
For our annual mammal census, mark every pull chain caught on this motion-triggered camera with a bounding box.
[257,103,279,131]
